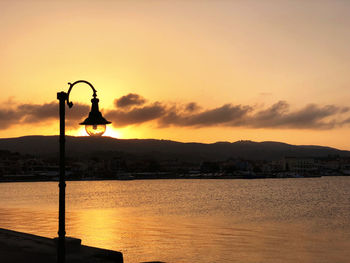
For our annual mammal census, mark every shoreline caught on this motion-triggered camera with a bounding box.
[1,173,346,184]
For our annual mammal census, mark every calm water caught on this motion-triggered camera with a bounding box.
[0,177,349,263]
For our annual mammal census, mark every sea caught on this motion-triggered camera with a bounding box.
[0,177,349,263]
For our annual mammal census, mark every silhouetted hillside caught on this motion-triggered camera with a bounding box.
[0,136,349,161]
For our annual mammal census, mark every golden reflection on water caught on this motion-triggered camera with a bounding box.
[1,178,350,263]
[1,206,350,263]
[69,209,121,247]
[53,209,350,262]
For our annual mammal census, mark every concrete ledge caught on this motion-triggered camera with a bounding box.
[0,228,123,263]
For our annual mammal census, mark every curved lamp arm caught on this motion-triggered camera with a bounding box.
[66,80,97,108]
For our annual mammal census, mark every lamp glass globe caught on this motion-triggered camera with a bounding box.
[85,124,106,136]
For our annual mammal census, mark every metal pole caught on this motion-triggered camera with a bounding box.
[57,91,67,263]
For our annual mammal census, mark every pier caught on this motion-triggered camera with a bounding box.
[0,228,123,263]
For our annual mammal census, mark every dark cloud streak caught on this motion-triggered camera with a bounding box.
[0,102,90,130]
[0,109,22,129]
[108,94,349,130]
[247,101,345,129]
[106,103,165,126]
[1,94,349,131]
[160,104,252,127]
[115,93,146,108]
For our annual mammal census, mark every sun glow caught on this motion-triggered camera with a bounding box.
[69,127,89,137]
[103,127,122,139]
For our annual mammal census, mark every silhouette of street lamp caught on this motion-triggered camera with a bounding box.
[56,80,111,263]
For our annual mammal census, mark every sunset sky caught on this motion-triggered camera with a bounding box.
[1,0,350,149]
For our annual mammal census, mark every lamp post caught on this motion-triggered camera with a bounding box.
[57,80,111,263]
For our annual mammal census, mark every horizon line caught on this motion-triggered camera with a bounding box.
[0,134,342,151]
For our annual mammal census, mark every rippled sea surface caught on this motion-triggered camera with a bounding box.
[0,177,350,263]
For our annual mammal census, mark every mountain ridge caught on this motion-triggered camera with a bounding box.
[0,135,348,161]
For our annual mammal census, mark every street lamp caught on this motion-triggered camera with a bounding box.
[56,80,111,263]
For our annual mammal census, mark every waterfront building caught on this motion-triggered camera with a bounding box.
[283,157,318,172]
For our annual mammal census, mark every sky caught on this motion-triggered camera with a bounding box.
[0,0,350,149]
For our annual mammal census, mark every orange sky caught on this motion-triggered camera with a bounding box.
[1,0,350,149]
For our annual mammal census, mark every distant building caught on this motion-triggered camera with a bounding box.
[200,161,220,173]
[268,159,284,172]
[221,158,253,173]
[283,157,317,172]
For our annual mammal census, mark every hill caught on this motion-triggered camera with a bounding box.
[0,136,349,161]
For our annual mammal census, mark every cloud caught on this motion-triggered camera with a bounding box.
[0,101,90,130]
[18,102,89,124]
[0,109,22,129]
[245,101,346,129]
[115,93,146,108]
[159,104,252,127]
[106,103,165,126]
[17,102,59,123]
[1,93,349,131]
[106,94,350,130]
